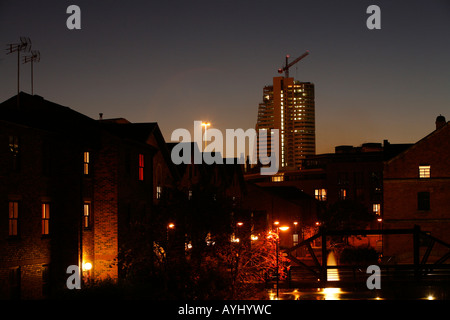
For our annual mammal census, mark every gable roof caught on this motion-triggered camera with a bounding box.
[0,92,97,135]
[386,122,450,165]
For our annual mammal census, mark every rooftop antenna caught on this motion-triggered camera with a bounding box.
[23,50,40,95]
[6,37,32,106]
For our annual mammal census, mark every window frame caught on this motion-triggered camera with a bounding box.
[83,202,91,229]
[417,191,430,211]
[83,151,90,175]
[8,201,19,237]
[138,154,144,181]
[419,165,431,179]
[156,185,162,200]
[42,203,50,236]
[315,188,327,201]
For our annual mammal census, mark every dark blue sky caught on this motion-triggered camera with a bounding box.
[1,0,449,154]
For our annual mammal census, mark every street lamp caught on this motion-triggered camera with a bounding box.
[273,222,289,299]
[167,223,175,241]
[233,222,243,243]
[201,122,211,151]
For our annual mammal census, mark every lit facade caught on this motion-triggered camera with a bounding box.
[256,77,315,170]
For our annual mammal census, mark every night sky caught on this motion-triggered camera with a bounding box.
[1,0,449,154]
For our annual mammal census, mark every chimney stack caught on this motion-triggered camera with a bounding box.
[435,115,446,130]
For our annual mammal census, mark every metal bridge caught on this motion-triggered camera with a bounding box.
[282,225,450,289]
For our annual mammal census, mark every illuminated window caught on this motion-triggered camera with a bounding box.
[9,201,19,236]
[188,190,192,200]
[339,188,347,200]
[83,202,91,229]
[9,135,19,154]
[271,174,284,182]
[315,189,327,201]
[83,152,90,175]
[138,154,144,181]
[373,204,381,216]
[418,192,430,211]
[419,165,430,178]
[42,203,50,235]
[293,233,299,246]
[156,186,162,199]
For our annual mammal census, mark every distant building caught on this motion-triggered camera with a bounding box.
[383,116,450,263]
[241,182,319,249]
[246,140,411,233]
[256,77,315,170]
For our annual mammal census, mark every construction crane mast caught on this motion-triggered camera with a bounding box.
[278,50,309,78]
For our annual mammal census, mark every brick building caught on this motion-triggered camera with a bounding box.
[383,116,450,263]
[0,93,178,298]
[246,141,411,231]
[1,93,247,299]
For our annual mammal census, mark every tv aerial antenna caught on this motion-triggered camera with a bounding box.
[23,50,40,95]
[6,37,32,104]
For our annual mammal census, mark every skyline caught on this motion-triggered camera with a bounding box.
[1,0,450,154]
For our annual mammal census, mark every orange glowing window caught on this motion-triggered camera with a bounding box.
[138,154,144,181]
[83,152,90,175]
[42,203,50,235]
[83,202,91,229]
[315,189,327,201]
[373,204,381,216]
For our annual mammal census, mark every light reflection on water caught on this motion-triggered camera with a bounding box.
[268,288,353,300]
[267,287,443,300]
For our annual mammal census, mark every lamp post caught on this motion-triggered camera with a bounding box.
[167,223,175,241]
[273,221,289,299]
[201,122,211,151]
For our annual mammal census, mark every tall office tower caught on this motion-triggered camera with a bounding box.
[256,76,315,170]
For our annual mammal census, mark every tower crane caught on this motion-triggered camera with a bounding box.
[278,50,309,78]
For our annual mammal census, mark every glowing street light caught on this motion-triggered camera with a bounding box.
[201,122,211,151]
[273,222,290,299]
[82,261,92,271]
[167,223,175,241]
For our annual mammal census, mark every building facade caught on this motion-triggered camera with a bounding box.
[0,93,178,298]
[256,77,315,170]
[0,93,247,299]
[383,116,450,263]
